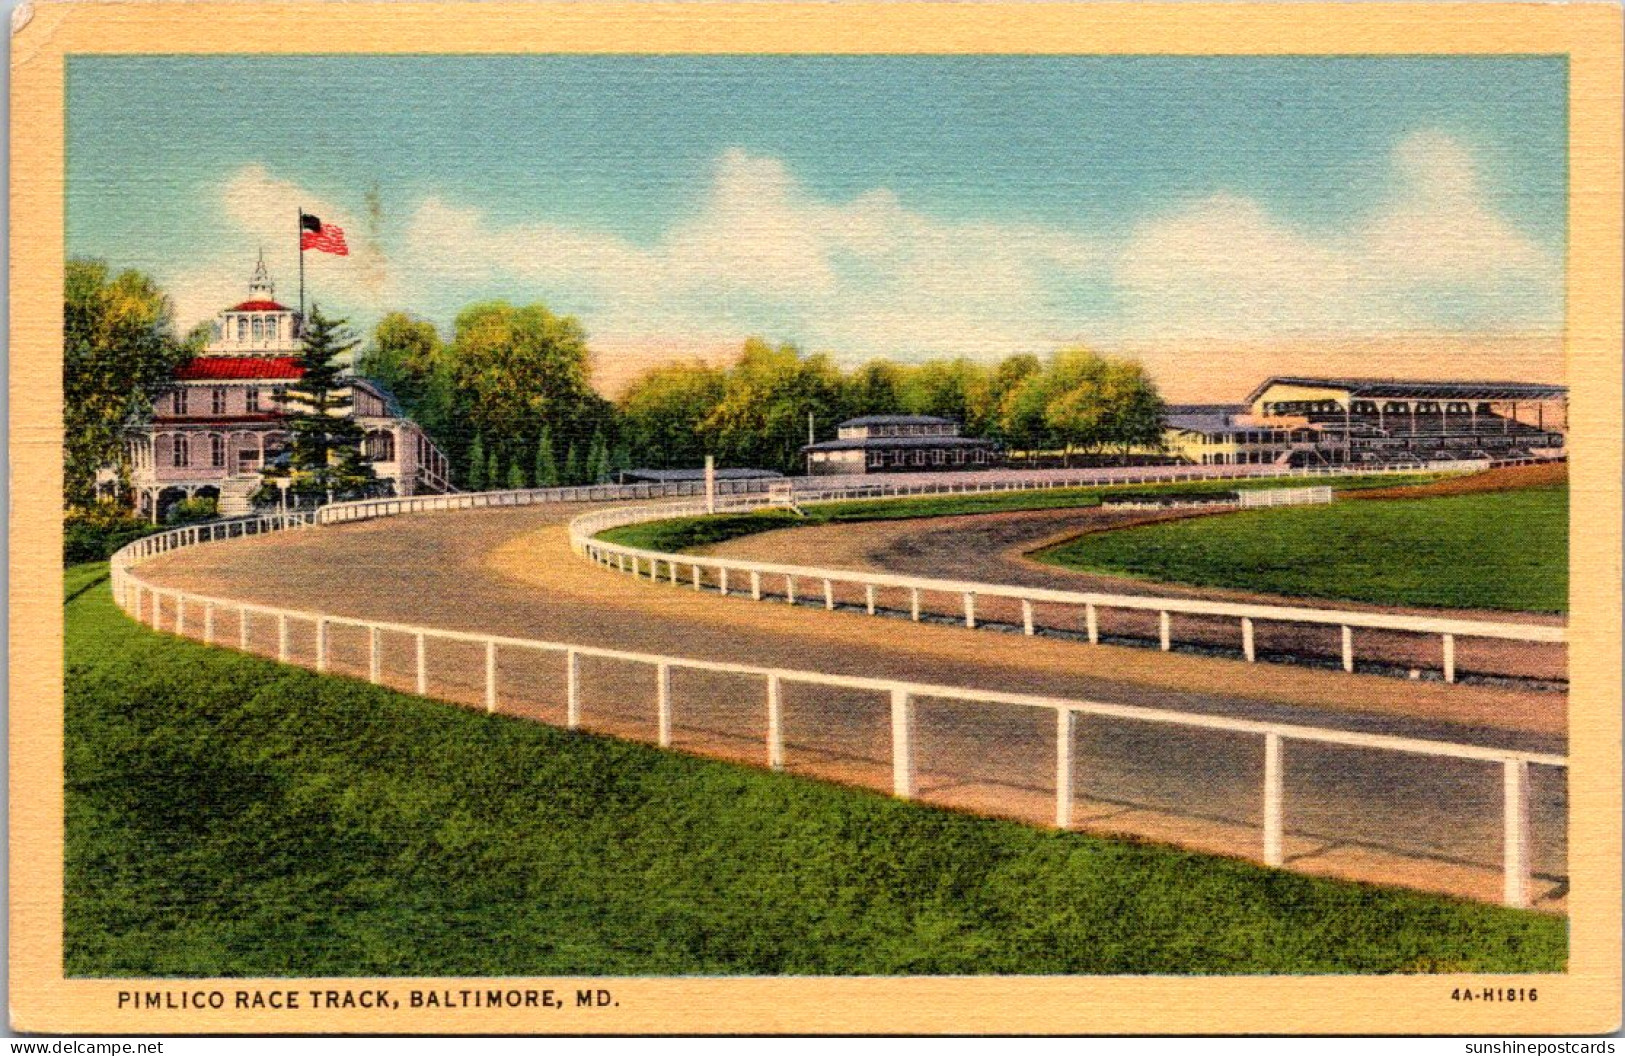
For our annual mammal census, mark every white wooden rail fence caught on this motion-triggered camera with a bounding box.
[107,497,1563,908]
[567,497,1566,685]
[316,458,1493,525]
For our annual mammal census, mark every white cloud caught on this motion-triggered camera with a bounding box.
[1112,131,1561,340]
[174,135,1559,372]
[403,148,1103,360]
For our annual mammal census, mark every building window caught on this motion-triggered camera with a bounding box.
[237,317,247,342]
[252,317,264,341]
[211,435,225,468]
[246,388,260,412]
[266,316,278,342]
[172,436,189,467]
[365,430,396,461]
[172,389,188,415]
[211,388,227,414]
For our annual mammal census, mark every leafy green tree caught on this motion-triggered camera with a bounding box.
[533,427,559,487]
[449,301,596,446]
[698,338,844,473]
[618,360,726,469]
[466,434,487,490]
[506,461,527,490]
[275,304,380,504]
[840,361,905,420]
[563,443,581,486]
[63,258,195,509]
[358,312,443,409]
[486,449,500,490]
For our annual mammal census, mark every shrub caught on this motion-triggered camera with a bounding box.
[63,504,159,565]
[164,497,219,525]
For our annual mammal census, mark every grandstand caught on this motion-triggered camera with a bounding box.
[1162,378,1566,468]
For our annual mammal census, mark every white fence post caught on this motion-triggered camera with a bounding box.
[657,661,673,747]
[891,687,915,799]
[910,588,922,622]
[692,565,702,591]
[963,592,976,629]
[203,602,215,645]
[1242,616,1256,662]
[1055,709,1076,829]
[1443,634,1457,683]
[485,640,498,713]
[1085,603,1099,645]
[719,568,729,596]
[865,584,877,615]
[239,609,250,650]
[1022,600,1035,637]
[1159,610,1171,652]
[766,674,785,770]
[1341,625,1354,673]
[415,632,427,695]
[368,627,382,684]
[751,571,762,601]
[824,579,835,611]
[1503,758,1532,907]
[277,614,289,662]
[1263,732,1285,867]
[315,618,328,672]
[565,649,581,729]
[175,595,186,637]
[785,576,796,605]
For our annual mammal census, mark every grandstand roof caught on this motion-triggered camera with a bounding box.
[1246,377,1567,404]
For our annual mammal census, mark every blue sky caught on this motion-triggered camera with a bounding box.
[67,55,1567,394]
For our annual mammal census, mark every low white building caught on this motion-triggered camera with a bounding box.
[123,255,453,520]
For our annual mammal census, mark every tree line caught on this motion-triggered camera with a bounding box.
[618,339,1166,474]
[64,257,1170,521]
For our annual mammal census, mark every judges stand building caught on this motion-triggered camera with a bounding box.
[121,256,453,521]
[802,415,998,476]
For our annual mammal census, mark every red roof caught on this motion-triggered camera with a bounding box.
[175,356,305,381]
[229,299,289,312]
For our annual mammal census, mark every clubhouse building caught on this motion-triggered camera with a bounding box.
[119,256,453,521]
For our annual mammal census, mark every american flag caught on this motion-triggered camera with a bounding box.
[300,213,349,256]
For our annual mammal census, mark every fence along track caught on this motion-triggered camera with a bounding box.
[109,485,1563,908]
[567,493,1565,686]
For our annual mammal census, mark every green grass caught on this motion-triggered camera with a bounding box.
[599,473,1448,554]
[1035,484,1568,614]
[65,563,1564,976]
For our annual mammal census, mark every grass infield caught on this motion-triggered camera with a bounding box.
[65,563,1564,976]
[597,473,1447,554]
[1035,483,1568,614]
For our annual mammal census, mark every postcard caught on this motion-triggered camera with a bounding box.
[9,1,1622,1036]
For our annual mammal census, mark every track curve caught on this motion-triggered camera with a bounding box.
[134,501,1568,907]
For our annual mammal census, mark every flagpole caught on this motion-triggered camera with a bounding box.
[297,205,305,325]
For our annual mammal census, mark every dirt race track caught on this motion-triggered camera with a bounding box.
[707,463,1568,687]
[138,499,1568,909]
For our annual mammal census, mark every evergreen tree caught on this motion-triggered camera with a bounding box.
[486,449,499,490]
[279,304,378,505]
[534,427,559,487]
[585,428,610,484]
[609,437,632,483]
[506,460,527,490]
[563,442,581,485]
[467,433,486,490]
